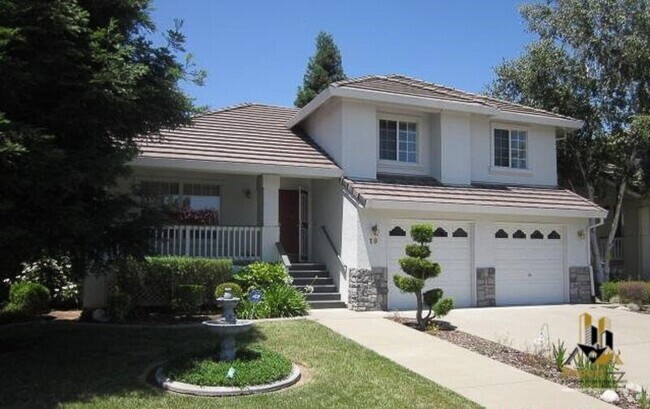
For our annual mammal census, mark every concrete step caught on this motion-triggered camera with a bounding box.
[288,263,327,271]
[309,300,347,309]
[305,292,342,301]
[291,277,333,286]
[293,284,337,293]
[288,269,328,277]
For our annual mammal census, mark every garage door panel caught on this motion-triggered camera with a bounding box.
[494,224,565,306]
[388,221,472,309]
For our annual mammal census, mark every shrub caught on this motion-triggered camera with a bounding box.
[237,298,271,319]
[214,282,243,299]
[234,262,289,292]
[12,256,78,309]
[173,285,205,315]
[0,304,34,325]
[618,281,650,308]
[9,282,50,315]
[108,292,132,323]
[113,256,232,308]
[600,281,620,303]
[263,285,309,318]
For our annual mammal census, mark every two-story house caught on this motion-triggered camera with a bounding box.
[97,75,606,311]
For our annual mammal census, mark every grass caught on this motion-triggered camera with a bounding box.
[0,319,481,409]
[165,346,292,387]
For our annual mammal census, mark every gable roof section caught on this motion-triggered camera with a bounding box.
[287,74,583,129]
[135,103,341,176]
[343,174,606,218]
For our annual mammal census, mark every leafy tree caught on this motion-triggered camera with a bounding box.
[0,0,204,280]
[488,0,650,282]
[295,31,346,108]
[393,224,454,330]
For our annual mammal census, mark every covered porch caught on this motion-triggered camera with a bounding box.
[128,164,332,263]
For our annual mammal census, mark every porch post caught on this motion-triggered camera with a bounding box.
[258,174,280,261]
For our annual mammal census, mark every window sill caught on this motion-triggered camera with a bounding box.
[489,166,533,177]
[378,159,423,170]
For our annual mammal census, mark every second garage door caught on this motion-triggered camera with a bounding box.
[388,220,472,310]
[494,224,565,305]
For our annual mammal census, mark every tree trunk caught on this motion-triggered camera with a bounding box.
[590,230,604,283]
[415,289,424,330]
[603,180,627,282]
[585,183,605,283]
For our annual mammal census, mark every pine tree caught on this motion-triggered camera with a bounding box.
[393,224,454,330]
[0,0,204,279]
[295,31,346,108]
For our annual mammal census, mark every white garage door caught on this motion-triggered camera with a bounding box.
[388,221,472,310]
[494,224,565,305]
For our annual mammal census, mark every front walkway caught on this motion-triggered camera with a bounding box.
[309,309,616,409]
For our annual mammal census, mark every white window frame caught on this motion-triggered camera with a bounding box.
[378,115,420,165]
[137,177,223,224]
[490,123,530,171]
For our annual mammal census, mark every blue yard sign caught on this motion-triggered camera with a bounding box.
[249,289,263,303]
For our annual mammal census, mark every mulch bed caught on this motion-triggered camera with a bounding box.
[389,316,646,409]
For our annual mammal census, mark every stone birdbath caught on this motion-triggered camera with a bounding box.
[202,288,253,361]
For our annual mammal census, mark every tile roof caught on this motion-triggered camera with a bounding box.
[342,174,605,215]
[137,103,339,170]
[332,75,577,122]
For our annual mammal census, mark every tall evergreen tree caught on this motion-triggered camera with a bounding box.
[0,0,205,279]
[295,31,346,108]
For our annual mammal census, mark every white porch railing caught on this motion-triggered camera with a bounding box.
[154,225,262,260]
[599,237,623,261]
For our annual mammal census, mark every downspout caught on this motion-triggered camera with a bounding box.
[586,217,606,297]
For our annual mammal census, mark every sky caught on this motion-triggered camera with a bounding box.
[149,0,537,109]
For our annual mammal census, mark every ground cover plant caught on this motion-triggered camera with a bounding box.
[164,346,292,387]
[0,320,479,409]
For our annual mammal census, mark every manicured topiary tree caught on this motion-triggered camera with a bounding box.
[393,224,454,330]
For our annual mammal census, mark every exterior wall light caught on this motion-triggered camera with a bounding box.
[371,224,379,237]
[577,229,585,240]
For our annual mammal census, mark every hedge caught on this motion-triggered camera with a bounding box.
[113,256,233,309]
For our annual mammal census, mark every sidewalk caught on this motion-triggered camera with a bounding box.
[309,309,616,409]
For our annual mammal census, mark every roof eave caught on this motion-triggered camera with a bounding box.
[131,156,342,178]
[288,86,584,129]
[489,112,583,130]
[286,88,333,128]
[364,198,607,219]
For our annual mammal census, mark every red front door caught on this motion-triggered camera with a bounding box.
[279,190,299,260]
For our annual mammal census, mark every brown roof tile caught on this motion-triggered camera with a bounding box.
[343,175,605,215]
[137,103,339,170]
[333,75,577,122]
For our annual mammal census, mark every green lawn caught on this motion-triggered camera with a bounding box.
[0,319,480,409]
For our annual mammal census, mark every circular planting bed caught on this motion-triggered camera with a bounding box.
[156,346,301,396]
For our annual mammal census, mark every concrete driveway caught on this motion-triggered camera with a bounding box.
[446,304,650,389]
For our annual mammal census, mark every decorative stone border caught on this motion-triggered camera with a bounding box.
[155,363,301,396]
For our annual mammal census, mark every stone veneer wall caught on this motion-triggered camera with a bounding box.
[476,267,496,307]
[569,266,593,304]
[348,267,388,311]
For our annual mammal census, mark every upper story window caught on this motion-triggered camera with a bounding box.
[494,127,528,169]
[379,119,418,163]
